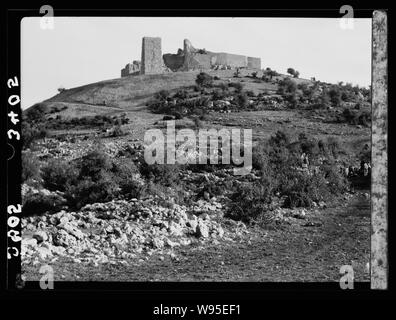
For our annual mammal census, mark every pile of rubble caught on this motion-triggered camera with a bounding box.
[21,198,248,267]
[32,139,138,161]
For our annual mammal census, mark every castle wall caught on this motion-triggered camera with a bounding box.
[183,53,212,70]
[141,37,163,75]
[122,37,261,77]
[121,61,141,77]
[162,53,185,71]
[247,56,261,69]
[212,53,248,68]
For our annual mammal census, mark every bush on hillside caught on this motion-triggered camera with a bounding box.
[22,151,41,183]
[140,163,181,187]
[41,158,79,192]
[22,191,65,216]
[195,72,214,88]
[227,178,273,223]
[228,82,243,92]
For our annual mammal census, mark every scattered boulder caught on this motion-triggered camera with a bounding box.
[196,222,210,238]
[53,229,78,247]
[33,231,48,243]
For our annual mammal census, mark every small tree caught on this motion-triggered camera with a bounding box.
[264,68,278,80]
[287,68,300,78]
[328,85,342,107]
[287,68,296,77]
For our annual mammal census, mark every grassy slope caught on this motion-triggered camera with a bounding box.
[38,69,293,116]
[34,70,369,158]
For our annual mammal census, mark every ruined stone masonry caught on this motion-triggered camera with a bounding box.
[121,37,261,77]
[121,61,141,77]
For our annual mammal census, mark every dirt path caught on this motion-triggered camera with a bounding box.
[24,193,370,282]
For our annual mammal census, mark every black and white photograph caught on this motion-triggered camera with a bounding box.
[7,10,387,289]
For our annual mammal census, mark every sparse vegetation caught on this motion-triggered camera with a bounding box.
[22,151,41,183]
[195,72,214,88]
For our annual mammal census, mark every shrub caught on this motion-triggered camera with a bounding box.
[282,170,332,208]
[321,164,349,194]
[77,149,113,180]
[252,130,345,209]
[227,179,273,223]
[155,90,170,101]
[22,121,47,149]
[245,90,255,97]
[298,135,317,157]
[277,78,297,96]
[217,82,229,91]
[24,103,48,123]
[328,85,342,107]
[22,192,65,216]
[229,82,243,92]
[174,89,188,99]
[252,144,271,174]
[313,91,331,109]
[269,130,290,147]
[142,181,191,206]
[63,150,120,208]
[22,151,41,183]
[111,125,125,137]
[140,163,181,187]
[65,173,120,209]
[236,93,249,108]
[41,148,146,208]
[212,89,225,100]
[195,72,214,88]
[111,158,142,198]
[287,68,296,76]
[41,158,79,192]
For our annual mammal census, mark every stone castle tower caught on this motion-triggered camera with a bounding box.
[140,37,163,75]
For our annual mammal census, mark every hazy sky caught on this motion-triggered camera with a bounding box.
[21,17,371,109]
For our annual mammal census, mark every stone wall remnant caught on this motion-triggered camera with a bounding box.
[121,60,141,77]
[247,56,261,69]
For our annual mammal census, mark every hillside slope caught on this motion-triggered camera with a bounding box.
[36,69,303,118]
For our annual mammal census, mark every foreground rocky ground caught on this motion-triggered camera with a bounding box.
[22,191,370,282]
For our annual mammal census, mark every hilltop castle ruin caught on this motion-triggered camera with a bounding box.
[121,37,261,77]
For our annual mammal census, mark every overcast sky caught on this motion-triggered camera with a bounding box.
[21,17,371,109]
